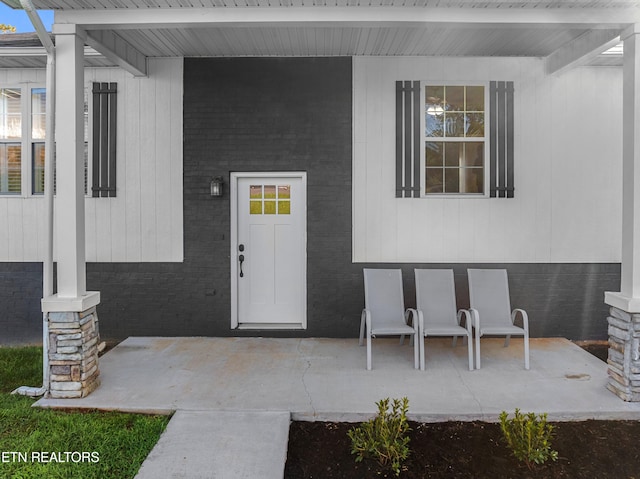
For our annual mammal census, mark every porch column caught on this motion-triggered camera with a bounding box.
[41,24,101,399]
[53,24,87,299]
[604,24,640,401]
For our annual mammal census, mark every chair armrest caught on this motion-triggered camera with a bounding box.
[411,309,425,337]
[359,309,371,346]
[468,308,480,332]
[511,308,529,333]
[405,308,419,334]
[457,309,473,334]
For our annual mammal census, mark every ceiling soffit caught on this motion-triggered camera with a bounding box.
[0,2,630,67]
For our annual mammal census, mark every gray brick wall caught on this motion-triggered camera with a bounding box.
[0,263,43,345]
[0,57,621,344]
[181,57,355,337]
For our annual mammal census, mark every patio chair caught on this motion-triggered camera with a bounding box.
[467,269,530,370]
[359,269,419,370]
[414,269,473,371]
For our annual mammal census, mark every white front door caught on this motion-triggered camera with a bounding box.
[231,172,307,329]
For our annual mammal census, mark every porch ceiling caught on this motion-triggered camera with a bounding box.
[86,25,598,58]
[1,1,633,69]
[8,0,640,8]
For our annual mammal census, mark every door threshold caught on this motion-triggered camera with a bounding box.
[237,323,306,330]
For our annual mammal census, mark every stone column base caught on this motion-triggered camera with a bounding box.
[607,306,640,401]
[48,307,101,398]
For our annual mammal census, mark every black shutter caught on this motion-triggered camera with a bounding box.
[489,81,515,198]
[395,81,421,198]
[91,82,117,198]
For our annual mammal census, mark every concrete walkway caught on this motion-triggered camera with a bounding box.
[35,337,640,478]
[134,410,290,479]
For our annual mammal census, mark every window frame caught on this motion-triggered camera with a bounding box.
[31,86,47,196]
[0,86,25,196]
[0,82,93,198]
[419,81,491,198]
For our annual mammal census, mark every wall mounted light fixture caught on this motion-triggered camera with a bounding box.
[211,176,224,197]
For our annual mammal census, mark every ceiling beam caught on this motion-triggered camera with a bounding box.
[0,46,48,56]
[0,45,100,57]
[545,28,622,75]
[53,7,640,31]
[83,29,147,77]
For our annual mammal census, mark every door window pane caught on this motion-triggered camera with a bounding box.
[250,185,262,214]
[250,201,262,215]
[278,201,290,214]
[264,185,276,199]
[277,185,290,214]
[278,185,290,199]
[250,185,262,198]
[264,201,276,214]
[250,184,291,215]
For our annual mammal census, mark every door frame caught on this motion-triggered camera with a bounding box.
[230,171,307,330]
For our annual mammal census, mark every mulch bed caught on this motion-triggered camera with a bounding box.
[285,342,640,478]
[285,419,640,478]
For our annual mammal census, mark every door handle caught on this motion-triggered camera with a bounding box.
[239,254,245,278]
[238,244,245,278]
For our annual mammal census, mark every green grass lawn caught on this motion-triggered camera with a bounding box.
[0,346,170,479]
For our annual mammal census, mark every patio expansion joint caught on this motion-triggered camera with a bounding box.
[297,340,317,417]
[455,359,483,418]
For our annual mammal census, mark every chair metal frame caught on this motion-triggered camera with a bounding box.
[413,269,474,371]
[467,268,530,370]
[359,268,419,370]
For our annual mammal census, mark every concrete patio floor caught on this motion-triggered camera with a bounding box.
[36,336,640,422]
[34,337,640,479]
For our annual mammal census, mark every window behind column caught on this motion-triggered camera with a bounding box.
[31,87,89,196]
[0,88,22,195]
[31,88,46,195]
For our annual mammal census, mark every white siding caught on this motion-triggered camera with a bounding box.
[0,57,184,262]
[353,57,622,263]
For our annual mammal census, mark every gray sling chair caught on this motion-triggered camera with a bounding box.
[467,269,530,370]
[413,269,474,371]
[359,269,419,370]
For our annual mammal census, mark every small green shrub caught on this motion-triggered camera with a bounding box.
[347,397,411,476]
[499,408,558,469]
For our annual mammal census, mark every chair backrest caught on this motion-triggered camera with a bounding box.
[363,269,406,327]
[414,269,458,326]
[467,269,513,325]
